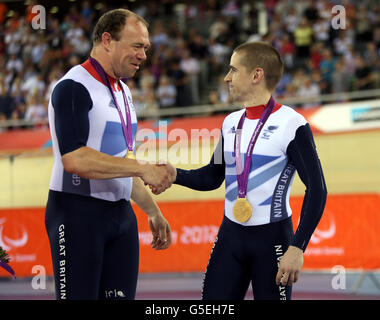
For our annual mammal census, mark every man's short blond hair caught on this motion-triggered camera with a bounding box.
[233,41,284,92]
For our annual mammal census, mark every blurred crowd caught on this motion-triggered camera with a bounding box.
[0,0,380,131]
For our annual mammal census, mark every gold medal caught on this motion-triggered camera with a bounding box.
[126,150,136,159]
[233,197,253,223]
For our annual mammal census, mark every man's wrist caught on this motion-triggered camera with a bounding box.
[288,245,304,255]
[132,160,149,178]
[146,209,162,218]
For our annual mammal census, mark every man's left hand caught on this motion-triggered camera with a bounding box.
[276,245,303,286]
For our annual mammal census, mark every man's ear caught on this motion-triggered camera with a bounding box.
[101,32,112,51]
[252,67,265,84]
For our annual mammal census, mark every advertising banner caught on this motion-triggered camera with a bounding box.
[1,194,379,277]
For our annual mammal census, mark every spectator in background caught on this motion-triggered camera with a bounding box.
[291,68,308,92]
[156,75,176,108]
[312,15,330,44]
[209,15,229,42]
[126,79,143,112]
[20,27,38,63]
[208,37,231,74]
[167,58,192,107]
[333,30,353,56]
[208,90,221,105]
[342,44,357,76]
[24,93,47,122]
[293,17,313,61]
[140,74,156,100]
[61,37,75,62]
[309,42,324,70]
[65,20,85,51]
[10,100,26,122]
[0,69,13,92]
[22,71,45,101]
[319,48,336,91]
[72,32,91,61]
[240,1,259,39]
[166,20,182,42]
[67,4,81,24]
[187,33,210,90]
[5,53,23,74]
[315,0,332,20]
[60,14,73,34]
[331,58,351,94]
[4,21,22,57]
[364,42,380,72]
[150,53,164,84]
[275,72,292,98]
[0,0,380,133]
[279,33,295,69]
[215,16,236,45]
[303,0,319,24]
[297,77,320,108]
[10,76,25,107]
[151,20,169,50]
[45,17,64,54]
[355,5,373,46]
[208,89,227,116]
[354,55,375,92]
[139,84,159,120]
[221,0,240,18]
[180,49,200,105]
[67,54,81,69]
[268,13,285,42]
[21,62,37,83]
[284,82,298,101]
[309,69,329,96]
[80,0,95,30]
[31,33,48,67]
[44,68,62,102]
[139,68,156,90]
[284,7,299,34]
[364,42,380,88]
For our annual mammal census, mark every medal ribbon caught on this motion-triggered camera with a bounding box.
[0,260,16,279]
[234,96,276,198]
[89,57,133,153]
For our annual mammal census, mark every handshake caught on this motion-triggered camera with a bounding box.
[141,161,177,195]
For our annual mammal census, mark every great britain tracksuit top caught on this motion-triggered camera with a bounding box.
[48,60,137,202]
[175,102,327,252]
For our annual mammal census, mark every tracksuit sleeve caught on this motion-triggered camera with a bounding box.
[51,79,93,156]
[286,123,327,251]
[174,134,225,191]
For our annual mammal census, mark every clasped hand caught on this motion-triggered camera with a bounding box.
[141,161,176,195]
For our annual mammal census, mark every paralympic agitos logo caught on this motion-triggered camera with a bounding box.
[309,212,336,244]
[0,218,28,251]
